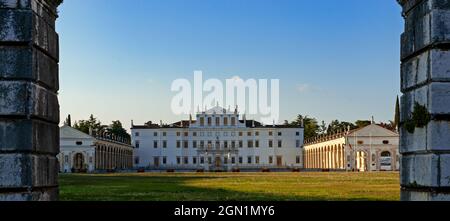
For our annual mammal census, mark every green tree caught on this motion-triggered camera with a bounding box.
[73,114,105,134]
[355,120,371,128]
[292,115,320,140]
[326,120,356,134]
[107,120,131,141]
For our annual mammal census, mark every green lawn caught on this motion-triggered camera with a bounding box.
[59,172,400,201]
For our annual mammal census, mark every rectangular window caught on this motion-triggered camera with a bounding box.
[135,157,140,165]
[255,140,259,148]
[255,156,260,164]
[177,132,181,136]
[135,132,140,137]
[239,132,243,137]
[135,141,140,149]
[163,157,167,164]
[224,117,228,126]
[200,157,205,164]
[200,141,205,148]
[296,156,301,164]
[184,132,188,137]
[247,156,252,164]
[278,140,282,148]
[278,132,282,136]
[231,117,236,126]
[269,140,273,148]
[208,157,212,164]
[176,141,181,148]
[193,132,197,137]
[231,157,236,164]
[247,132,252,136]
[216,117,220,126]
[163,132,167,136]
[231,141,236,148]
[154,141,158,148]
[255,131,259,136]
[154,132,158,137]
[239,141,243,148]
[64,155,69,163]
[184,157,189,165]
[224,141,228,148]
[248,140,253,148]
[296,132,300,136]
[296,140,301,148]
[184,141,188,148]
[193,157,197,164]
[269,131,273,136]
[177,157,181,165]
[200,117,205,126]
[208,117,212,126]
[239,157,243,164]
[193,141,197,148]
[224,157,228,164]
[269,156,273,164]
[163,141,167,148]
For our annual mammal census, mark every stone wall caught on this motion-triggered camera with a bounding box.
[0,0,62,201]
[398,0,450,200]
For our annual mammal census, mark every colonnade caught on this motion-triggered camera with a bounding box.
[95,145,133,170]
[304,144,346,169]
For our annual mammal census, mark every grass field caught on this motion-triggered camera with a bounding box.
[59,172,400,201]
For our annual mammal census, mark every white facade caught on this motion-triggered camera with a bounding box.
[304,124,400,172]
[131,107,304,171]
[58,125,134,173]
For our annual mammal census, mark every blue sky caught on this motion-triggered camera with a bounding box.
[57,0,403,129]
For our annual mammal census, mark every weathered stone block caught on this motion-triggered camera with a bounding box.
[440,154,450,187]
[0,153,58,188]
[401,153,439,187]
[0,9,32,42]
[0,187,58,201]
[399,126,427,153]
[0,0,31,9]
[0,81,59,122]
[427,121,450,151]
[0,46,59,90]
[0,119,59,154]
[401,189,450,201]
[430,49,450,81]
[429,82,450,114]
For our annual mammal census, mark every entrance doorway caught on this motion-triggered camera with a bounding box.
[73,153,85,172]
[276,156,283,167]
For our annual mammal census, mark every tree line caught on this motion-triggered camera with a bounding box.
[64,114,131,141]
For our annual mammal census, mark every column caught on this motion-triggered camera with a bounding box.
[399,0,450,200]
[0,0,62,201]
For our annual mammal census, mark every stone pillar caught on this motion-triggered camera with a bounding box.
[398,0,450,200]
[0,0,62,201]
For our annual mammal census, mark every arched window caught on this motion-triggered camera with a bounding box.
[381,151,391,157]
[215,117,220,126]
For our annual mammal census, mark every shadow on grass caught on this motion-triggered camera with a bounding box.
[59,173,389,201]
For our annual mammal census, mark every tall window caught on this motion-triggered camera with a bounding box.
[176,141,181,148]
[278,140,282,148]
[255,140,259,148]
[248,140,253,148]
[193,141,197,148]
[269,156,273,164]
[193,157,197,164]
[215,117,220,126]
[239,157,243,164]
[200,157,205,164]
[153,141,158,148]
[224,117,228,126]
[207,117,212,126]
[239,141,243,148]
[176,132,181,136]
[269,131,273,136]
[296,140,301,148]
[231,117,236,126]
[255,156,260,164]
[135,132,140,137]
[184,157,189,164]
[231,157,236,164]
[163,132,167,136]
[200,117,205,126]
[296,156,301,164]
[247,156,252,164]
[176,157,181,165]
[269,140,273,148]
[163,141,167,148]
[154,132,158,137]
[239,132,243,137]
[183,141,188,148]
[163,157,167,164]
[135,141,140,148]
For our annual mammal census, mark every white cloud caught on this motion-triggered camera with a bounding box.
[296,83,313,93]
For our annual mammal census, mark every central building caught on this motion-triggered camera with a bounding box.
[131,106,304,171]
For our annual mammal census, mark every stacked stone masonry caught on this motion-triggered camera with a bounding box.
[398,0,450,200]
[0,0,62,201]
